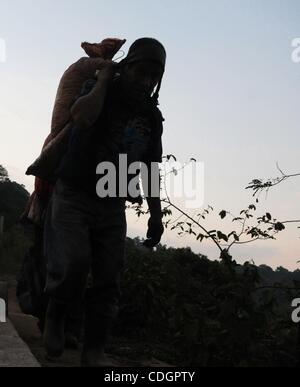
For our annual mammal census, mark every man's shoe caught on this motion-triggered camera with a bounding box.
[43,299,67,359]
[81,306,117,367]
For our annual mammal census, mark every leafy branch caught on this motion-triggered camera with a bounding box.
[246,163,300,198]
[128,156,288,265]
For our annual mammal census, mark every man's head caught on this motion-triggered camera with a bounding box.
[119,38,167,101]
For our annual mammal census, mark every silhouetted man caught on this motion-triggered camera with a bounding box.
[43,37,167,367]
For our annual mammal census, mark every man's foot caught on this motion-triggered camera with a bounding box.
[43,299,67,358]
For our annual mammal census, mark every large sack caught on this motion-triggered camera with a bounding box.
[26,38,125,181]
[51,57,105,136]
[26,122,72,182]
[51,38,126,136]
[23,38,126,224]
[81,38,126,59]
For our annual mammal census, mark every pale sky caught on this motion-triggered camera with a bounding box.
[0,0,300,269]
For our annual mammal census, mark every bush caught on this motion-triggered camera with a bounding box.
[115,238,298,367]
[0,225,31,275]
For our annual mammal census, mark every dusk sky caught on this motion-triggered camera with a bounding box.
[0,0,299,269]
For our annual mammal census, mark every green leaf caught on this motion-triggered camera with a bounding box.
[197,233,205,242]
[217,231,228,242]
[274,222,285,231]
[219,210,227,219]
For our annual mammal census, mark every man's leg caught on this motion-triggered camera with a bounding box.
[43,179,93,358]
[82,198,127,367]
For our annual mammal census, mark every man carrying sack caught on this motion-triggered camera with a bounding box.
[42,37,167,367]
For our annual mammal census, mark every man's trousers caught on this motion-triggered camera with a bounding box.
[43,178,127,320]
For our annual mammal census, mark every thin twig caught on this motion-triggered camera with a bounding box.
[161,199,223,252]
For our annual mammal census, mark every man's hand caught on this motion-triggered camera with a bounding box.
[95,60,116,82]
[143,216,164,249]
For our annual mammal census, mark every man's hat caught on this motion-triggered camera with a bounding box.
[119,37,167,104]
[122,37,167,72]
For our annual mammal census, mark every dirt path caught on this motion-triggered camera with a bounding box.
[6,281,174,368]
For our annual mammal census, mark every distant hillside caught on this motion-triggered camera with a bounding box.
[0,164,30,274]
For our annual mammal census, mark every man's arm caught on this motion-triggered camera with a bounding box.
[70,61,115,130]
[142,162,164,248]
[145,162,163,217]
